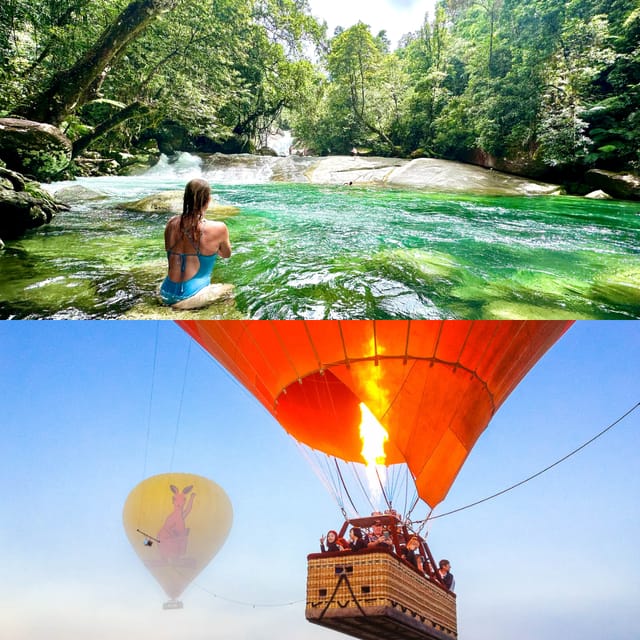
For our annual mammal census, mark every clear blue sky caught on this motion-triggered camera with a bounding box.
[0,320,638,640]
[306,0,435,47]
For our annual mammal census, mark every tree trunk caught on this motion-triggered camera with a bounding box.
[72,102,150,157]
[17,0,179,125]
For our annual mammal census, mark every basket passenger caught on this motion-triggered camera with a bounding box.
[348,527,368,552]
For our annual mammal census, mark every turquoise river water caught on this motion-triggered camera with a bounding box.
[0,156,638,319]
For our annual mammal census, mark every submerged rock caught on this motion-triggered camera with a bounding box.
[591,267,640,308]
[53,184,109,204]
[378,248,462,280]
[122,284,243,319]
[483,301,592,319]
[118,190,239,218]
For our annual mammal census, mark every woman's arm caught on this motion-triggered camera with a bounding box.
[164,216,178,250]
[217,223,232,258]
[203,221,232,258]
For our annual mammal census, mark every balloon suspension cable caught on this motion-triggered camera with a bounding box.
[375,466,393,511]
[349,462,376,515]
[321,453,344,508]
[405,494,421,524]
[336,459,360,516]
[414,508,434,538]
[403,475,420,522]
[295,442,345,513]
[385,465,401,510]
[420,399,640,522]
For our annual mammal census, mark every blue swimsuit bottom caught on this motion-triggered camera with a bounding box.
[160,252,218,305]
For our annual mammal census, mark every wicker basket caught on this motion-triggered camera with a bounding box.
[306,549,457,640]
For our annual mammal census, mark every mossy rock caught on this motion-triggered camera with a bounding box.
[118,190,240,219]
[0,118,72,181]
[483,301,593,319]
[118,162,154,176]
[122,285,244,319]
[590,267,640,307]
[374,248,462,280]
[53,184,109,204]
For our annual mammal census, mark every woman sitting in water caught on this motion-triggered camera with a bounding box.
[160,178,232,309]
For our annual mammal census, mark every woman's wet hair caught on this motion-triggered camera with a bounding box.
[180,178,211,241]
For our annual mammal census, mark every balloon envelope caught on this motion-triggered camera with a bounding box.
[123,472,233,601]
[178,320,571,507]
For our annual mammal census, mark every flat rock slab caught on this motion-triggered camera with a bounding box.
[307,156,407,185]
[386,158,563,195]
[300,156,562,195]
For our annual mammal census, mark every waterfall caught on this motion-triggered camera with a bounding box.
[266,130,294,156]
[144,152,204,178]
[140,152,318,185]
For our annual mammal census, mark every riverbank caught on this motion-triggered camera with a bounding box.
[68,149,638,200]
[125,152,564,197]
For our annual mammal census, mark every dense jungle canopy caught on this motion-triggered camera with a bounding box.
[1,0,639,179]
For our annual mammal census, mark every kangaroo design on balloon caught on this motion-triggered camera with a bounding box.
[157,485,196,562]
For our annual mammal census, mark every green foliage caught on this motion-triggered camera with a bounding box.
[1,0,325,153]
[1,0,636,174]
[293,22,408,154]
[289,0,640,172]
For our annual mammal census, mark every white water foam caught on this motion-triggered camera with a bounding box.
[144,152,204,179]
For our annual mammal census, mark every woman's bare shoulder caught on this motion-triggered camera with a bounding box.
[203,219,228,235]
[165,215,181,230]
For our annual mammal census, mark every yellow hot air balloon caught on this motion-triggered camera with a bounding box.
[123,472,233,608]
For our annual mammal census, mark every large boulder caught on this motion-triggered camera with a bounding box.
[461,148,549,180]
[0,117,72,181]
[585,169,640,201]
[53,184,109,204]
[0,166,67,241]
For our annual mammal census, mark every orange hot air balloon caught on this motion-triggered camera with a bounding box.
[178,320,572,508]
[123,472,233,608]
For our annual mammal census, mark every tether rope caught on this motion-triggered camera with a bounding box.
[142,321,160,482]
[168,566,304,607]
[419,400,640,522]
[168,339,192,471]
[191,581,305,607]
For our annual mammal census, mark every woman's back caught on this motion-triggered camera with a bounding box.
[165,217,230,284]
[160,177,232,308]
